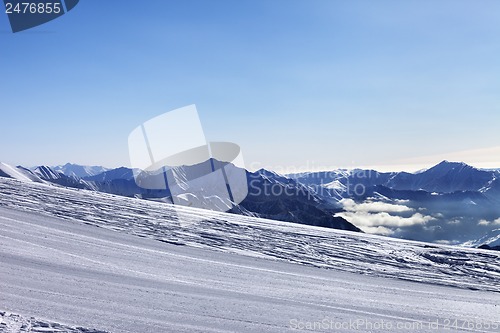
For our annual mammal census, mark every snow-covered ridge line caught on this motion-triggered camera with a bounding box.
[0,163,43,183]
[0,177,499,292]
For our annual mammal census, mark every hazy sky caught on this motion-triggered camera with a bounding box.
[1,0,499,171]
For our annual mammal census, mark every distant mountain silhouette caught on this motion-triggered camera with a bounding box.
[52,163,109,179]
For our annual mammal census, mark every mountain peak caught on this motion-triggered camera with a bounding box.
[53,163,109,179]
[433,160,472,171]
[33,165,62,180]
[437,160,465,166]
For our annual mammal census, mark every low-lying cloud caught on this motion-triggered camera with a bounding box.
[341,199,414,213]
[477,218,500,226]
[337,199,435,235]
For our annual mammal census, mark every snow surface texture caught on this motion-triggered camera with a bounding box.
[0,177,498,292]
[0,177,499,332]
[0,311,108,333]
[1,208,499,333]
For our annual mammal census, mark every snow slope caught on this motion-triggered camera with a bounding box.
[0,177,499,291]
[1,208,499,333]
[0,163,42,183]
[0,178,499,332]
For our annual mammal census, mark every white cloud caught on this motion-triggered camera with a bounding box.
[478,220,491,226]
[394,199,410,204]
[478,218,500,226]
[337,199,435,235]
[337,211,434,230]
[340,199,414,213]
[360,226,394,236]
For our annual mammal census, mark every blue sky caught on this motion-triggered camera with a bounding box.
[1,0,499,171]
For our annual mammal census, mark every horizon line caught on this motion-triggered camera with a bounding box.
[4,159,499,176]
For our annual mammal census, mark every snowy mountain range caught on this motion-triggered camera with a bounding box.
[51,163,109,179]
[290,160,499,196]
[1,160,499,249]
[0,160,360,232]
[289,161,500,247]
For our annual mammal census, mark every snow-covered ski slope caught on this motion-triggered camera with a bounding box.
[0,177,499,332]
[1,178,498,291]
